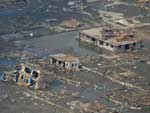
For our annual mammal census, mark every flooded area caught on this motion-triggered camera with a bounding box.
[0,0,150,113]
[24,31,98,56]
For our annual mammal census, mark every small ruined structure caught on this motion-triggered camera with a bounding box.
[3,64,40,89]
[79,27,143,52]
[49,54,80,70]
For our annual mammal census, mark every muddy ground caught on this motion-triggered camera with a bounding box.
[0,0,150,113]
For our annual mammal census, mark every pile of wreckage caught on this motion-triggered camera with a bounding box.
[113,70,142,81]
[108,88,150,110]
[137,0,150,10]
[60,19,80,30]
[67,100,114,113]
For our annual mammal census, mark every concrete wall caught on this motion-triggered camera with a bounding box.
[50,57,79,70]
[97,41,114,51]
[79,32,142,52]
[79,33,96,44]
[79,32,114,51]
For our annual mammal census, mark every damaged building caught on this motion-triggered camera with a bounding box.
[3,64,40,89]
[49,54,81,70]
[79,28,143,52]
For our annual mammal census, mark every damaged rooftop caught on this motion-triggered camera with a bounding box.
[50,54,79,62]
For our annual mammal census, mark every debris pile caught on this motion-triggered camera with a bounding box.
[67,100,112,113]
[81,101,111,113]
[98,10,135,28]
[114,70,141,81]
[137,0,150,10]
[109,88,150,110]
[60,19,80,29]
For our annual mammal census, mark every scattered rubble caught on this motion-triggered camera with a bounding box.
[109,88,150,110]
[98,10,135,28]
[0,0,150,113]
[67,100,112,113]
[137,0,150,10]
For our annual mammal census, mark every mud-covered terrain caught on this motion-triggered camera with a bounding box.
[0,0,150,113]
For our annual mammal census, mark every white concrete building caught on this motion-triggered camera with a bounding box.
[79,28,143,52]
[49,54,80,70]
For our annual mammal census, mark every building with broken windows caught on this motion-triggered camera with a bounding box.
[79,28,143,52]
[49,54,80,70]
[3,64,40,89]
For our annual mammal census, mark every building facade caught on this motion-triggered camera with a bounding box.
[79,28,143,52]
[50,54,80,70]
